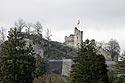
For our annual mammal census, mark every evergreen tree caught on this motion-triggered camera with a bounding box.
[107,70,116,83]
[115,51,125,75]
[0,28,35,83]
[70,39,109,83]
[33,54,45,78]
[113,51,125,82]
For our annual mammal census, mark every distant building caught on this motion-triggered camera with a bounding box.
[64,27,83,48]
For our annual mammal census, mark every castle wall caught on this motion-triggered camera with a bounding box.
[44,59,73,77]
[62,59,73,77]
[64,27,83,48]
[64,35,74,47]
[44,59,115,77]
[45,60,63,74]
[74,27,83,48]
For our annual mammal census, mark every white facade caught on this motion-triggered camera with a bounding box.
[61,59,73,77]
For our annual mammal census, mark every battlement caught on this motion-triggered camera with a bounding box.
[64,27,83,48]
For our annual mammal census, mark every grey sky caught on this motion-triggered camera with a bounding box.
[0,0,125,51]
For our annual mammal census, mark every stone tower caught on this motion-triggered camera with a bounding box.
[64,27,83,48]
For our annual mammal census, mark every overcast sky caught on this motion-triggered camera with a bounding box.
[0,0,125,51]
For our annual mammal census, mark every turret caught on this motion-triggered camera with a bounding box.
[64,27,83,48]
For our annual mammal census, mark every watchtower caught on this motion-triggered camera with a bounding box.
[64,27,83,48]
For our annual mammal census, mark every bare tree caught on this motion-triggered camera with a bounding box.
[34,21,43,35]
[25,23,33,35]
[0,27,6,43]
[106,39,120,61]
[44,28,52,41]
[119,51,125,61]
[15,19,25,32]
[96,41,105,49]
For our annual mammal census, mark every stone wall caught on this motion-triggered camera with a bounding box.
[62,59,73,77]
[44,60,63,74]
[44,59,115,77]
[44,59,73,77]
[74,27,83,48]
[64,27,83,48]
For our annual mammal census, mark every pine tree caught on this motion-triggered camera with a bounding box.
[0,28,35,83]
[112,51,125,82]
[70,39,109,83]
[33,54,45,78]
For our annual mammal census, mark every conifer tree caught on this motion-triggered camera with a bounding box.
[112,51,125,82]
[114,51,125,74]
[0,28,35,83]
[33,54,45,78]
[70,39,109,83]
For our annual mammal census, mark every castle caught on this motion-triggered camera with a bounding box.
[64,27,83,48]
[44,27,116,77]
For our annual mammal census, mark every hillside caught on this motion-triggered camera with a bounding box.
[26,34,77,60]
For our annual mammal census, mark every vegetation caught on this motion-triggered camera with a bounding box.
[70,39,109,83]
[106,39,120,61]
[33,54,45,78]
[96,39,120,61]
[26,34,76,59]
[34,21,43,35]
[107,70,116,83]
[110,51,125,83]
[15,19,25,32]
[0,20,75,83]
[0,19,124,83]
[13,19,76,60]
[0,27,6,43]
[44,28,52,41]
[0,28,35,83]
[33,74,66,83]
